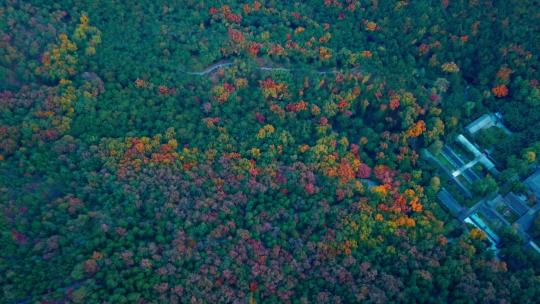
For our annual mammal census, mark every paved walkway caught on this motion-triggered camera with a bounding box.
[452,155,482,177]
[442,145,480,183]
[456,134,498,174]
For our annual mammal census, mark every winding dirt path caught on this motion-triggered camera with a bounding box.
[182,61,234,75]
[180,60,365,76]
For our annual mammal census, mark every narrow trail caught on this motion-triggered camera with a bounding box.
[179,60,366,76]
[181,61,234,75]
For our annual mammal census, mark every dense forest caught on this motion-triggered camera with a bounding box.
[1,1,540,303]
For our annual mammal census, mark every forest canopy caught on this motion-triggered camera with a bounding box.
[1,1,540,303]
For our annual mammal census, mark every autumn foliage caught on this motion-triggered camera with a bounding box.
[2,1,540,304]
[406,120,427,138]
[492,84,509,98]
